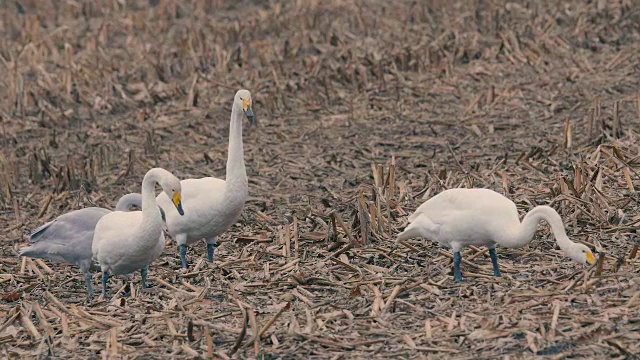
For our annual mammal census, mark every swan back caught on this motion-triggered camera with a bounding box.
[400,188,522,250]
[412,188,517,219]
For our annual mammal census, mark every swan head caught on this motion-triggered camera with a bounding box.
[160,176,184,216]
[567,243,596,266]
[235,89,255,124]
[114,193,142,212]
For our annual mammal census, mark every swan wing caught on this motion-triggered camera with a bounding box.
[28,208,109,243]
[21,208,111,266]
[92,211,143,259]
[157,177,226,235]
[411,188,517,221]
[406,189,521,246]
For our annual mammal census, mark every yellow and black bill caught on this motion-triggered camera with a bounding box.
[242,98,255,124]
[172,193,184,216]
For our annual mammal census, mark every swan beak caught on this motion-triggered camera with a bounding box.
[245,106,255,124]
[242,98,255,124]
[172,193,184,216]
[586,251,596,265]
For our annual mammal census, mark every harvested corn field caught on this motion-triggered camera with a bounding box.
[1,0,640,358]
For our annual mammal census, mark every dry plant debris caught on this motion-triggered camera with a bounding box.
[1,0,640,358]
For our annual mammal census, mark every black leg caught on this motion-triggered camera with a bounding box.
[489,248,501,277]
[179,244,188,269]
[141,266,149,288]
[101,271,109,298]
[207,243,215,262]
[84,272,94,296]
[453,251,463,282]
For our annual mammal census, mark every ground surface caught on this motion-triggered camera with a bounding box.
[1,0,639,359]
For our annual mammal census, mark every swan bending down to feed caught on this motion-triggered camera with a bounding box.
[396,188,596,282]
[93,168,184,298]
[19,193,143,295]
[157,89,254,269]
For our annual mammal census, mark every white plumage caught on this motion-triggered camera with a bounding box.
[157,89,254,269]
[92,168,184,297]
[397,188,596,282]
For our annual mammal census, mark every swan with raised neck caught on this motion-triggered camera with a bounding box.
[156,89,255,269]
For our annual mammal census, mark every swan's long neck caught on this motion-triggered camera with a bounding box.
[506,206,573,251]
[225,102,248,199]
[139,170,163,241]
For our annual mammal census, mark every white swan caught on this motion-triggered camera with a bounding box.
[157,89,254,269]
[396,188,596,282]
[19,193,143,295]
[92,168,184,297]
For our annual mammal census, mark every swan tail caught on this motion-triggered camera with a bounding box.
[27,220,56,242]
[396,214,430,243]
[19,246,36,258]
[18,245,49,259]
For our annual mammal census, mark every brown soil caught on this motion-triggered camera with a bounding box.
[1,0,639,358]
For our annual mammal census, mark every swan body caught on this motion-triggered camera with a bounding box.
[19,193,143,295]
[92,168,184,297]
[157,89,254,269]
[396,188,596,282]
